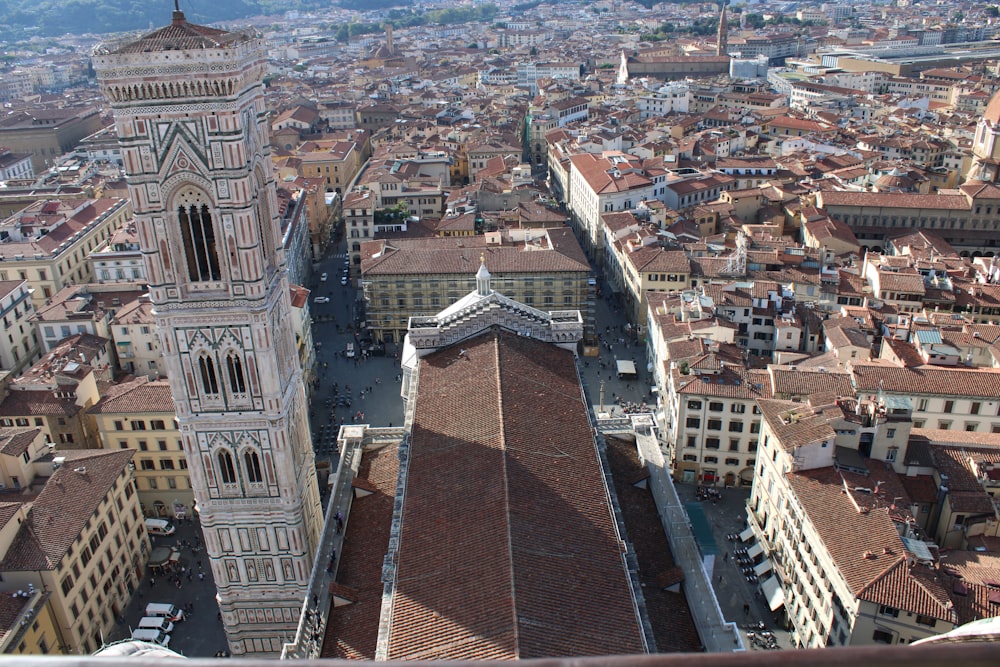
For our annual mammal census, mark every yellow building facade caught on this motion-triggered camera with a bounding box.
[90,377,193,519]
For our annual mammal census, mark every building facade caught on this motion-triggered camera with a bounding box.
[0,280,40,374]
[0,197,132,306]
[90,377,193,519]
[94,10,323,655]
[360,229,594,344]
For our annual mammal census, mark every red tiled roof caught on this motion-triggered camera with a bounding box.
[108,11,248,54]
[851,363,1000,398]
[360,229,589,276]
[0,428,41,457]
[817,191,969,211]
[90,377,176,414]
[0,450,134,571]
[386,330,645,659]
[787,467,907,595]
[605,437,701,652]
[321,444,400,659]
[858,560,957,624]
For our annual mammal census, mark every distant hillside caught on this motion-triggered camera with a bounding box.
[0,0,347,41]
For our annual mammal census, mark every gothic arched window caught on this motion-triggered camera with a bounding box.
[218,450,236,484]
[244,450,263,484]
[199,355,219,395]
[177,189,221,282]
[227,353,246,394]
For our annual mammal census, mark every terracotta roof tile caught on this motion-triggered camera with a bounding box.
[386,331,645,659]
[90,377,176,414]
[787,467,907,595]
[858,560,957,623]
[851,362,1000,398]
[321,444,400,659]
[0,450,134,571]
[605,437,701,652]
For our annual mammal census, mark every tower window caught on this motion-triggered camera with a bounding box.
[178,201,221,282]
[244,450,262,484]
[227,353,246,394]
[199,355,219,395]
[218,450,236,484]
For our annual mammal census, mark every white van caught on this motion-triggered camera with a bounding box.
[138,616,174,633]
[131,628,171,647]
[145,602,185,622]
[144,518,175,536]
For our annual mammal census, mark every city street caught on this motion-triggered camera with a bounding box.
[110,518,227,657]
[307,241,405,477]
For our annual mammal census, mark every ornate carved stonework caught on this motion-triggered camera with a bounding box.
[95,10,322,658]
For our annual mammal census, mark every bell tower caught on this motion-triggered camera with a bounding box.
[717,1,729,57]
[94,9,323,656]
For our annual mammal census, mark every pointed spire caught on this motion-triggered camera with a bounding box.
[717,0,729,57]
[476,253,491,297]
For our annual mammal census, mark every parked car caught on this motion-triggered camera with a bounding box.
[131,629,170,646]
[314,296,330,304]
[144,518,175,536]
[145,603,185,623]
[340,276,349,286]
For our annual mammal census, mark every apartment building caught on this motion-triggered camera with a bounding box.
[714,157,778,190]
[0,447,147,654]
[516,62,581,95]
[88,223,146,285]
[901,428,1000,549]
[294,140,363,194]
[108,295,163,378]
[90,377,192,519]
[0,149,33,182]
[0,107,103,173]
[467,141,522,182]
[360,228,593,344]
[850,361,1000,434]
[31,282,145,356]
[636,82,691,119]
[618,240,691,325]
[665,346,769,487]
[567,152,655,259]
[747,395,963,648]
[343,190,375,275]
[0,587,60,655]
[814,185,1000,256]
[0,280,40,375]
[0,333,110,449]
[0,198,131,306]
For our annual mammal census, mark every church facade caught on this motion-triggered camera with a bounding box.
[93,10,323,655]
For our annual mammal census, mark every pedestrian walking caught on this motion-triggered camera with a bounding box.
[198,572,205,582]
[723,551,729,562]
[743,603,750,616]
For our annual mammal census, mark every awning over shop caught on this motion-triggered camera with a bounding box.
[616,359,637,376]
[148,546,173,567]
[754,559,773,576]
[739,527,754,543]
[761,575,786,612]
[747,542,764,559]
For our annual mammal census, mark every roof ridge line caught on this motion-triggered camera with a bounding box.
[494,331,520,658]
